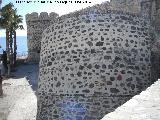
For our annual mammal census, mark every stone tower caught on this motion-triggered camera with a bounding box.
[37,3,152,120]
[24,0,160,119]
[25,12,59,62]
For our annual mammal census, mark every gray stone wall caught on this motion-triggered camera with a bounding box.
[37,11,152,119]
[26,12,59,62]
[110,0,160,82]
[110,0,141,14]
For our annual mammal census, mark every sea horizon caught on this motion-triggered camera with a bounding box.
[0,36,28,56]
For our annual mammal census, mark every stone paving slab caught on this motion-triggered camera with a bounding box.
[101,79,160,120]
[0,78,37,120]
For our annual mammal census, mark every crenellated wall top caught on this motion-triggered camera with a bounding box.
[26,12,59,22]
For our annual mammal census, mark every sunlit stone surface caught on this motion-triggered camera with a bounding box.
[37,10,151,119]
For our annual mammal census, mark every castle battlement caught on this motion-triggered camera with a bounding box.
[26,12,59,22]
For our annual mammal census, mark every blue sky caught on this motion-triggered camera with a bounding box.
[0,0,109,37]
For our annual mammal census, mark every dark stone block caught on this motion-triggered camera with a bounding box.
[114,56,122,62]
[131,26,136,30]
[126,77,132,82]
[68,43,72,48]
[130,40,134,43]
[47,62,52,66]
[101,36,104,41]
[65,67,69,71]
[102,64,106,69]
[102,47,106,50]
[87,64,92,69]
[95,64,100,69]
[86,20,90,23]
[89,83,94,88]
[65,51,69,54]
[91,49,96,53]
[141,42,145,46]
[128,66,134,69]
[131,31,136,33]
[104,55,111,60]
[60,51,64,54]
[86,41,93,46]
[82,89,90,93]
[110,88,120,93]
[115,16,119,19]
[89,32,93,36]
[125,43,129,47]
[49,89,53,92]
[81,25,85,28]
[103,104,110,108]
[120,64,125,68]
[51,57,55,61]
[131,48,138,54]
[73,56,77,58]
[117,29,122,32]
[98,19,104,22]
[110,77,115,81]
[74,58,80,62]
[106,51,112,53]
[73,39,77,43]
[75,26,80,29]
[53,115,59,118]
[139,71,143,75]
[120,15,129,20]
[105,29,109,31]
[131,84,135,90]
[67,59,71,62]
[74,45,78,47]
[108,65,113,69]
[107,81,112,85]
[82,30,86,33]
[54,77,57,81]
[145,58,149,62]
[79,65,84,70]
[96,41,104,46]
[77,72,82,77]
[100,28,104,31]
[88,28,91,31]
[72,50,77,54]
[56,81,61,87]
[58,47,62,50]
[77,81,82,84]
[117,74,122,80]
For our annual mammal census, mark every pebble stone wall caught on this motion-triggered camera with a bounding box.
[26,12,59,62]
[37,10,152,119]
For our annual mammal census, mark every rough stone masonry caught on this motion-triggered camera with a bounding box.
[25,0,160,119]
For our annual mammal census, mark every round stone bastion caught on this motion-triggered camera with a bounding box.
[37,11,152,120]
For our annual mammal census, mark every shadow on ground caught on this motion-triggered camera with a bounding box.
[12,62,39,91]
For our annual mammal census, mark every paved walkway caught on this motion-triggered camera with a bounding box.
[0,63,38,120]
[0,78,37,120]
[102,79,160,120]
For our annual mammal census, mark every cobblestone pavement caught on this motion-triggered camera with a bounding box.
[102,79,160,120]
